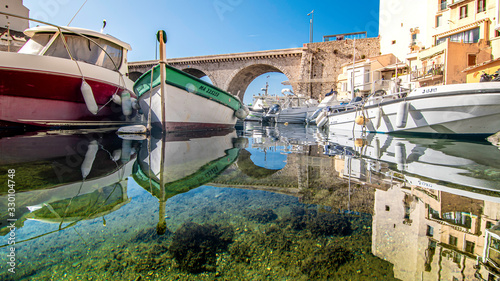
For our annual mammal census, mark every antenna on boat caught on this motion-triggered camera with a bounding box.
[67,0,89,26]
[100,19,107,33]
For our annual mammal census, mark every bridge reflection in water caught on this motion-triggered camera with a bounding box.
[1,124,500,280]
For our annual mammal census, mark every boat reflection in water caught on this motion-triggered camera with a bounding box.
[318,129,500,280]
[0,129,140,236]
[132,129,245,234]
[3,123,500,280]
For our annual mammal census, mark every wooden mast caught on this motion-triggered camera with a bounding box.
[158,30,167,132]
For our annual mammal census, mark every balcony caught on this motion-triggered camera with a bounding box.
[411,64,445,83]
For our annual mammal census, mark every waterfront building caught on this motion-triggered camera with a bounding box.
[335,54,409,99]
[0,0,29,52]
[380,0,500,86]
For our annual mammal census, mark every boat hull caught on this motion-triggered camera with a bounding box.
[266,106,318,124]
[326,83,500,135]
[138,84,238,132]
[0,52,138,128]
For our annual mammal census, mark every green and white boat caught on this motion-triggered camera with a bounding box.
[133,63,249,132]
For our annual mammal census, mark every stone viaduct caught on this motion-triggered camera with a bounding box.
[128,38,380,102]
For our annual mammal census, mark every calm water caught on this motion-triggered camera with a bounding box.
[1,123,500,280]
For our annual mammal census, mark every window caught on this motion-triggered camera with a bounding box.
[468,54,477,66]
[436,15,442,27]
[460,5,468,19]
[449,235,458,246]
[427,225,434,237]
[478,0,486,13]
[440,0,447,11]
[487,221,493,229]
[385,205,390,211]
[465,241,475,253]
[437,27,480,45]
[392,40,396,45]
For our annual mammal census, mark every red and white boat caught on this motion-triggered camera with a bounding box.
[0,25,141,128]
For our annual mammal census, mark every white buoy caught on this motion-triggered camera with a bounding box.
[374,107,383,129]
[81,140,99,179]
[121,91,133,116]
[396,101,409,128]
[81,80,98,115]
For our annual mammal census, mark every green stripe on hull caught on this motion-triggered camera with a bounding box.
[134,64,243,112]
[132,148,240,199]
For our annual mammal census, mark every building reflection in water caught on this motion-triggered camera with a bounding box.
[241,123,500,280]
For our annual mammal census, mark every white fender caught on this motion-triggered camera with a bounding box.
[81,80,98,115]
[395,142,406,171]
[315,111,327,124]
[374,138,381,159]
[121,91,133,116]
[317,115,328,128]
[81,140,99,179]
[396,101,409,128]
[235,105,250,119]
[112,94,122,105]
[121,139,132,163]
[374,107,383,129]
[112,149,122,161]
[131,97,140,110]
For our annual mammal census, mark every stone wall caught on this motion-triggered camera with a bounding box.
[129,37,381,102]
[297,38,380,100]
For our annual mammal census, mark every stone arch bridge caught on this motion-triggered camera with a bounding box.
[128,38,379,102]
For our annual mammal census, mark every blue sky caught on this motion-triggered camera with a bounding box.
[23,0,379,104]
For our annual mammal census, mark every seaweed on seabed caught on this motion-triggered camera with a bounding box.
[243,208,278,224]
[169,222,234,273]
[278,207,353,238]
[301,245,353,279]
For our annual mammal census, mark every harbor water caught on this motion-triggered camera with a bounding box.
[1,123,500,280]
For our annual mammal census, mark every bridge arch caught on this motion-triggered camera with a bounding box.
[181,67,214,84]
[226,63,293,102]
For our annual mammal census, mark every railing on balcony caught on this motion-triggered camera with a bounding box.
[411,64,444,81]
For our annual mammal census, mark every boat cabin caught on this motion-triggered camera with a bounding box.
[18,26,131,74]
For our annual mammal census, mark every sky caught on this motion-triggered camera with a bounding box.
[23,0,379,105]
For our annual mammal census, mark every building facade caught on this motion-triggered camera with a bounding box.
[380,0,500,86]
[0,0,29,52]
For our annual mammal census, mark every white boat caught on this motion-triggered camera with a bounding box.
[262,89,320,124]
[133,32,248,132]
[323,129,500,197]
[317,82,500,136]
[246,95,283,121]
[0,22,140,128]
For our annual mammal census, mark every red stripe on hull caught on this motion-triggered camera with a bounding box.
[0,95,139,127]
[151,121,236,132]
[0,68,134,104]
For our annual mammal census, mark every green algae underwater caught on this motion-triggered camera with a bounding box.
[0,129,397,280]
